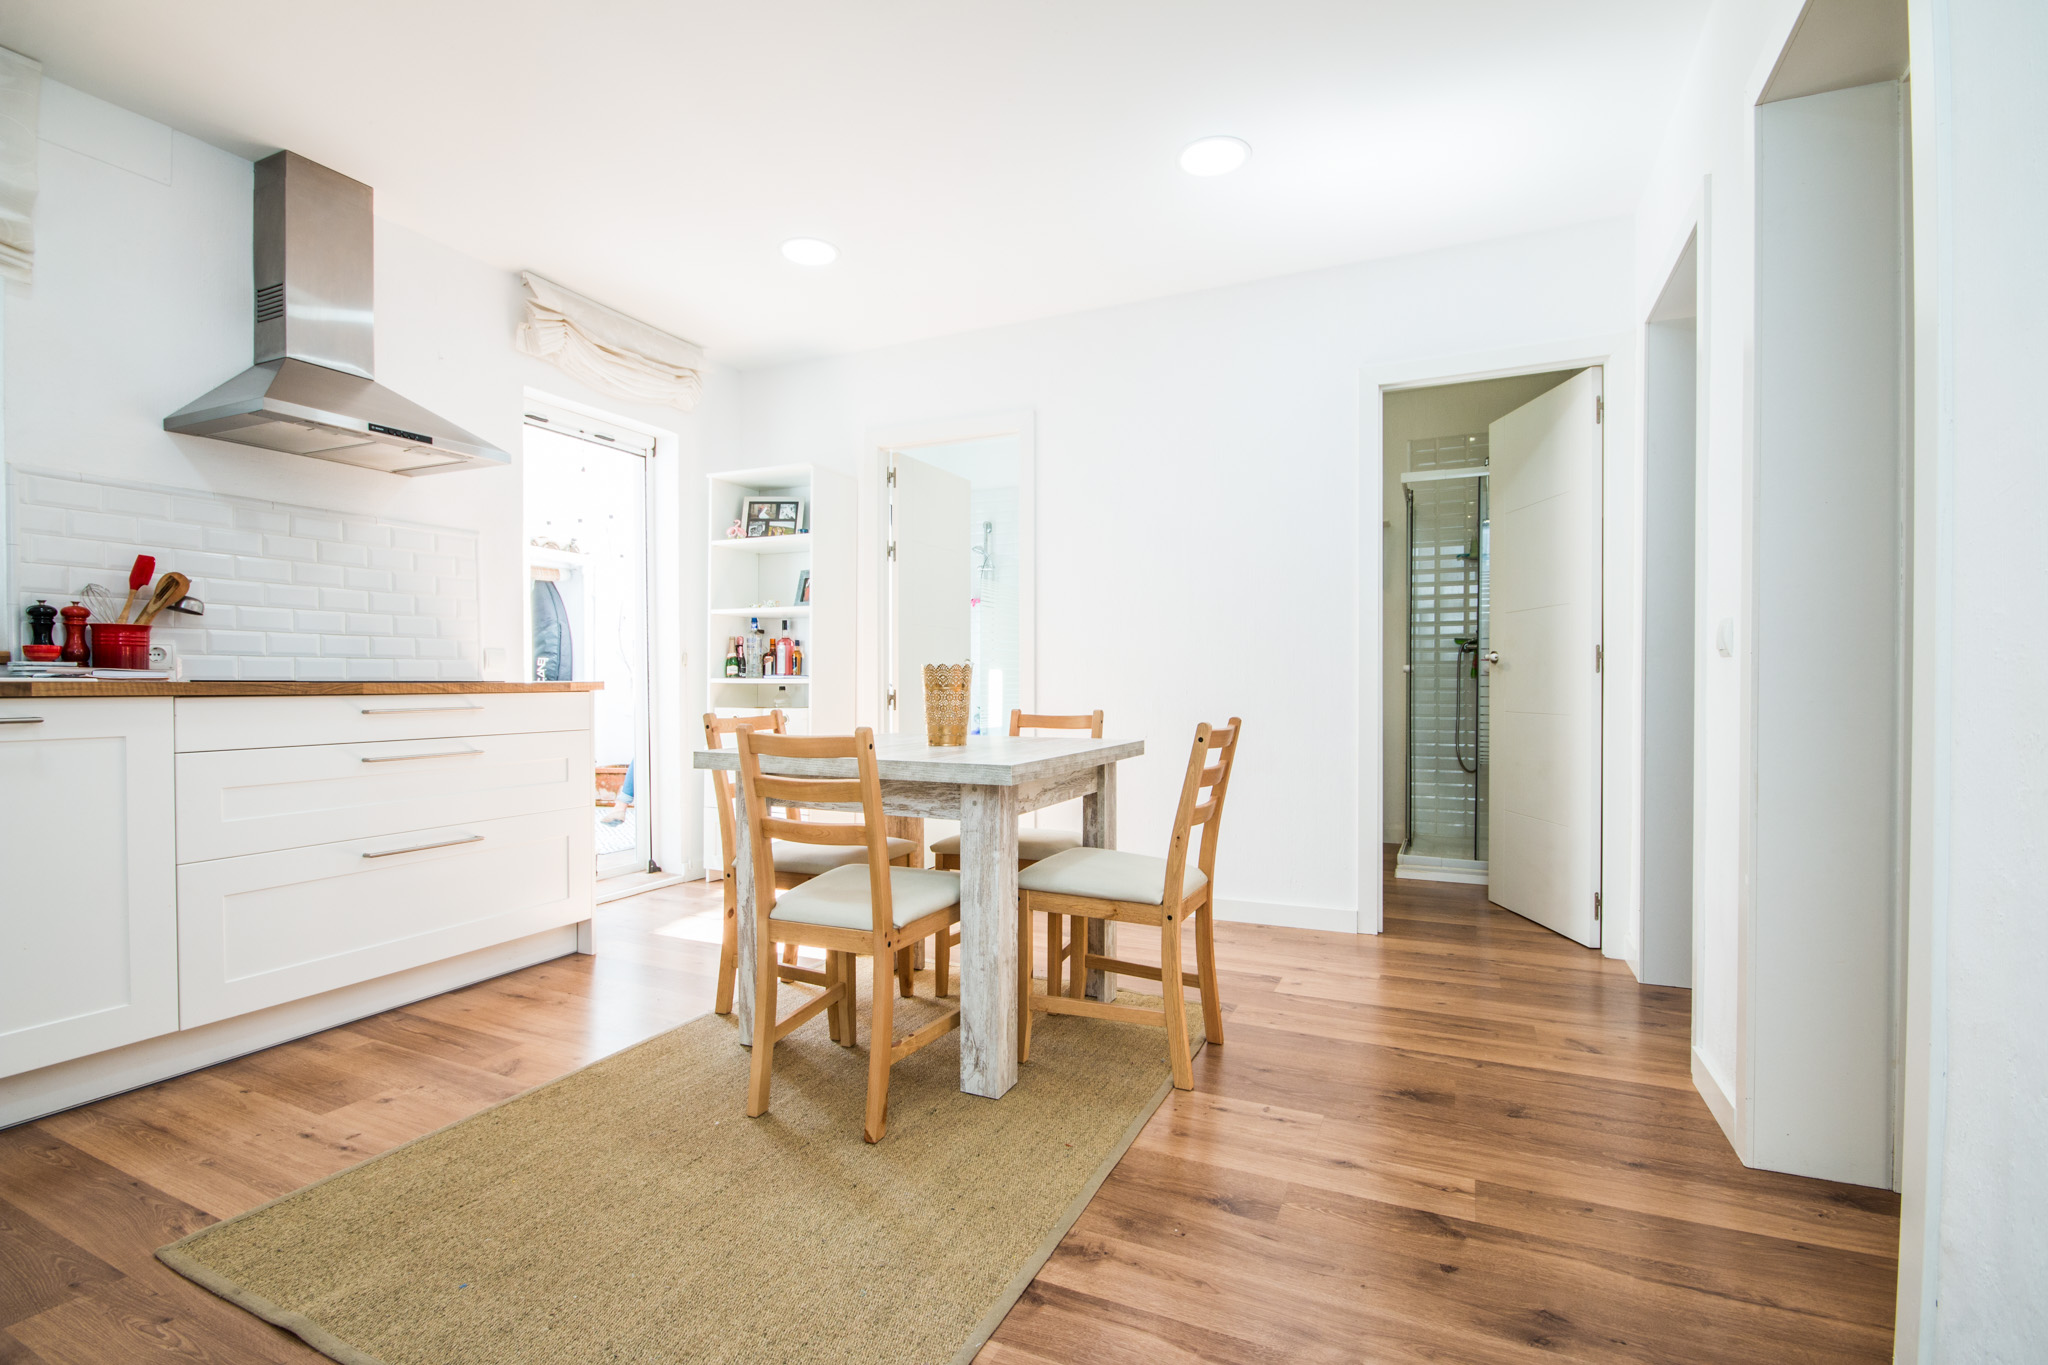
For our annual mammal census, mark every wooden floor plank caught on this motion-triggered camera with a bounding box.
[0,864,1900,1361]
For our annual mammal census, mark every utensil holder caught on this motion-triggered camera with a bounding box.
[89,623,152,670]
[922,663,972,746]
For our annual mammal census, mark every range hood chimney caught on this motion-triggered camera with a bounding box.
[164,152,508,475]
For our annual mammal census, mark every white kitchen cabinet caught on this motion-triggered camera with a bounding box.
[176,807,593,1027]
[176,728,590,863]
[0,699,178,1078]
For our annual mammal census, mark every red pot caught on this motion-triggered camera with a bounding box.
[89,623,152,670]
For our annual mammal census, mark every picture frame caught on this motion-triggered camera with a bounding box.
[797,569,811,604]
[742,497,782,524]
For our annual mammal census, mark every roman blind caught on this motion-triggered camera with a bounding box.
[0,47,40,285]
[514,271,705,412]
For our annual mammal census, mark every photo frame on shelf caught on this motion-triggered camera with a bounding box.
[797,569,811,604]
[741,496,805,538]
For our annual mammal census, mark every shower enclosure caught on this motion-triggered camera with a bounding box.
[1401,434,1490,880]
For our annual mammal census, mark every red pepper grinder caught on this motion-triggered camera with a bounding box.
[59,601,91,666]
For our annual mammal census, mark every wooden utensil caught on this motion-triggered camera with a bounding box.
[134,572,191,627]
[117,555,156,622]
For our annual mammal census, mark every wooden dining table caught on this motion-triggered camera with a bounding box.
[692,731,1143,1099]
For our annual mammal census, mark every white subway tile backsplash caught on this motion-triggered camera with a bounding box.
[9,469,479,679]
[264,583,320,609]
[205,527,265,555]
[235,556,294,583]
[235,606,295,631]
[68,511,139,541]
[234,656,297,681]
[292,561,346,587]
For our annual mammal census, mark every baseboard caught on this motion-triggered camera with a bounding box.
[1213,898,1360,935]
[0,927,578,1130]
[596,870,691,904]
[1393,866,1490,886]
[1691,1045,1742,1157]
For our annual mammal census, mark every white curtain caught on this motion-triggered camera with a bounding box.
[0,47,40,285]
[514,272,704,412]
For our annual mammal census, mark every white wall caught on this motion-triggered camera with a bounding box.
[1896,0,2048,1357]
[1,81,735,876]
[735,220,1634,931]
[1629,0,1807,1153]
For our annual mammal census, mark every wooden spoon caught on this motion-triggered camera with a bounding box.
[133,572,191,627]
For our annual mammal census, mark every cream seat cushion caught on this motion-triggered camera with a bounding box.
[929,828,1083,863]
[770,865,962,931]
[1016,847,1207,907]
[770,837,915,877]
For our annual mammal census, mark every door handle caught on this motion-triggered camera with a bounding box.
[361,833,485,859]
[359,704,487,715]
[1483,651,1500,665]
[0,715,45,725]
[360,746,483,763]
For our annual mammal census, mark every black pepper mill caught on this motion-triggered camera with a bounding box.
[25,599,57,648]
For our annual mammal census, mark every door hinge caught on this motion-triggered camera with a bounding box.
[1595,395,1605,424]
[1594,643,1603,673]
[886,465,897,487]
[1594,891,1603,920]
[886,540,896,561]
[886,686,897,710]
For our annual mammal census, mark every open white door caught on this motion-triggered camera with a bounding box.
[1486,368,1603,946]
[887,452,971,735]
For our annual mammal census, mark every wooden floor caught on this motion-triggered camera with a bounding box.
[0,855,1899,1363]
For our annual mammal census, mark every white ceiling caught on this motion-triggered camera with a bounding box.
[2,1,1713,368]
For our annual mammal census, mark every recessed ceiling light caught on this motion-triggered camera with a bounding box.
[1179,136,1250,177]
[781,237,838,266]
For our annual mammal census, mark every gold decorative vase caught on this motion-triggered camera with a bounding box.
[922,663,972,746]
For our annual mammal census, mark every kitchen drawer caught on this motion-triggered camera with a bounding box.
[1,699,178,1078]
[174,692,592,752]
[177,807,593,1028]
[176,728,593,863]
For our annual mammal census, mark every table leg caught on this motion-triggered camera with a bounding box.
[887,815,929,969]
[957,783,1019,1098]
[1082,761,1118,1001]
[733,791,759,1046]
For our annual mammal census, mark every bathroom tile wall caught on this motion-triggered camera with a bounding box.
[7,468,480,680]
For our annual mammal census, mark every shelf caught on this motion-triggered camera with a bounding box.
[710,605,810,617]
[713,676,811,685]
[711,535,812,556]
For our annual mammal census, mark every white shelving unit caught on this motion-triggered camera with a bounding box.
[704,465,854,737]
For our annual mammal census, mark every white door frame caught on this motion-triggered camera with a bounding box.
[857,412,1037,733]
[1358,333,1634,937]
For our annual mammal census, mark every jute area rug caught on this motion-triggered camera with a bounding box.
[159,962,1203,1365]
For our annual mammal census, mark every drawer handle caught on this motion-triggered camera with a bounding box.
[360,746,483,764]
[0,716,45,725]
[362,833,485,859]
[360,704,487,715]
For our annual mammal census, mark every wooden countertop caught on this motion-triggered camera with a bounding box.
[0,680,605,698]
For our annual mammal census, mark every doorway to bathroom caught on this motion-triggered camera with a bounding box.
[522,404,655,879]
[1382,367,1605,946]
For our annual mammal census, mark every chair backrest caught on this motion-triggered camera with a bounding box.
[1009,708,1104,738]
[1161,717,1244,907]
[705,710,787,876]
[734,727,896,935]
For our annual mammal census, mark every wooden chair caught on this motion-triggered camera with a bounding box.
[705,711,918,1015]
[929,708,1103,998]
[1016,718,1241,1090]
[736,727,963,1143]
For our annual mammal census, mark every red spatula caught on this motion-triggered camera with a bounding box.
[117,554,156,623]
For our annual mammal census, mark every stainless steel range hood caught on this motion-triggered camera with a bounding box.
[165,152,508,475]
